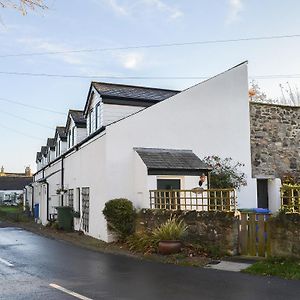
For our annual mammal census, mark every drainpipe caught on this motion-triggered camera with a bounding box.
[61,157,64,206]
[25,187,28,210]
[31,185,34,216]
[45,181,50,221]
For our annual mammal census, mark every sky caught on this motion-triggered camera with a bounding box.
[1,0,300,172]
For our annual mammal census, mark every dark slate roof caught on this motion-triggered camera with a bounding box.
[135,148,211,176]
[55,126,67,141]
[0,176,32,191]
[84,82,180,115]
[93,82,180,102]
[47,138,55,150]
[36,152,42,162]
[41,146,48,157]
[68,110,86,129]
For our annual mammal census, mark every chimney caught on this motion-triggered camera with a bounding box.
[25,166,31,176]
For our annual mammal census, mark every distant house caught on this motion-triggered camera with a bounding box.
[27,62,260,242]
[0,166,32,204]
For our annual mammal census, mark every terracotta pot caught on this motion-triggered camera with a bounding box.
[158,240,182,255]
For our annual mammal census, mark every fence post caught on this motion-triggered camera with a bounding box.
[257,214,265,257]
[248,213,257,256]
[239,213,248,255]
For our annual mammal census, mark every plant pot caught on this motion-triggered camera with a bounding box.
[158,240,182,255]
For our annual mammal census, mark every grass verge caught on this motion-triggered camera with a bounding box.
[0,205,30,222]
[243,257,300,280]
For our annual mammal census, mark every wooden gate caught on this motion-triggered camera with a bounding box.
[239,212,271,257]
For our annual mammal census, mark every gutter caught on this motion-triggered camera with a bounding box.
[33,126,106,177]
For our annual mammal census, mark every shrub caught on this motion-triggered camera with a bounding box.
[102,198,136,240]
[126,232,159,254]
[153,218,188,241]
[203,155,247,190]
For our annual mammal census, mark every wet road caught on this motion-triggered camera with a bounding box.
[0,226,299,300]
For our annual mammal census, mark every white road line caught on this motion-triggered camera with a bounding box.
[49,283,93,300]
[0,257,14,267]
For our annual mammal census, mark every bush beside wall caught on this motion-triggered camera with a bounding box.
[268,213,300,259]
[137,209,239,255]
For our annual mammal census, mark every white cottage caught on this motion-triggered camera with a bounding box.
[28,62,258,242]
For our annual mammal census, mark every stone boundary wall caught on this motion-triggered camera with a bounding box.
[136,209,239,255]
[268,213,300,259]
[250,102,300,180]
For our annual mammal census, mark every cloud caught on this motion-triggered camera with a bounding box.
[116,52,145,69]
[97,0,183,20]
[101,0,129,16]
[142,0,183,19]
[226,0,243,24]
[17,38,85,65]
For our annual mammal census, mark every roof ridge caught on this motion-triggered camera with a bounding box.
[92,81,180,93]
[134,147,193,153]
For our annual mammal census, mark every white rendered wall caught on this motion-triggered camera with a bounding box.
[102,103,145,126]
[44,160,62,219]
[268,178,282,213]
[49,150,55,162]
[104,63,257,209]
[63,133,108,241]
[76,127,87,144]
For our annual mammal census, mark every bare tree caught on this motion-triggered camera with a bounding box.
[279,82,300,106]
[0,0,47,15]
[249,80,300,106]
[248,80,279,104]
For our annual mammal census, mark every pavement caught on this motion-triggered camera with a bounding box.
[0,226,300,300]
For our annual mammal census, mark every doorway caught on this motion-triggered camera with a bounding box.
[157,179,181,209]
[257,179,269,209]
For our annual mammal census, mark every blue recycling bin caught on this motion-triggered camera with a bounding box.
[253,208,271,214]
[34,204,39,218]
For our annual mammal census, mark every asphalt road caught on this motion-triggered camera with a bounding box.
[0,226,299,300]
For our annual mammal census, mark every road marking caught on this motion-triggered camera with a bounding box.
[0,258,14,267]
[49,283,93,300]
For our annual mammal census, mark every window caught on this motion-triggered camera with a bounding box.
[81,187,90,232]
[68,189,74,208]
[91,108,95,133]
[68,130,71,148]
[88,110,93,134]
[76,188,81,214]
[57,140,60,157]
[72,127,75,146]
[95,103,100,129]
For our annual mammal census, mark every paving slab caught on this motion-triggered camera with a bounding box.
[206,260,252,272]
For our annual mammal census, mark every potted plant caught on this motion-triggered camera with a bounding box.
[153,218,188,255]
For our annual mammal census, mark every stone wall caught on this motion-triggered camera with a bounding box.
[250,102,300,180]
[136,209,239,255]
[268,213,300,259]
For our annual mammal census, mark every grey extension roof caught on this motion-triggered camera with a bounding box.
[67,110,86,129]
[55,126,67,141]
[0,176,32,191]
[135,148,212,176]
[84,82,180,115]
